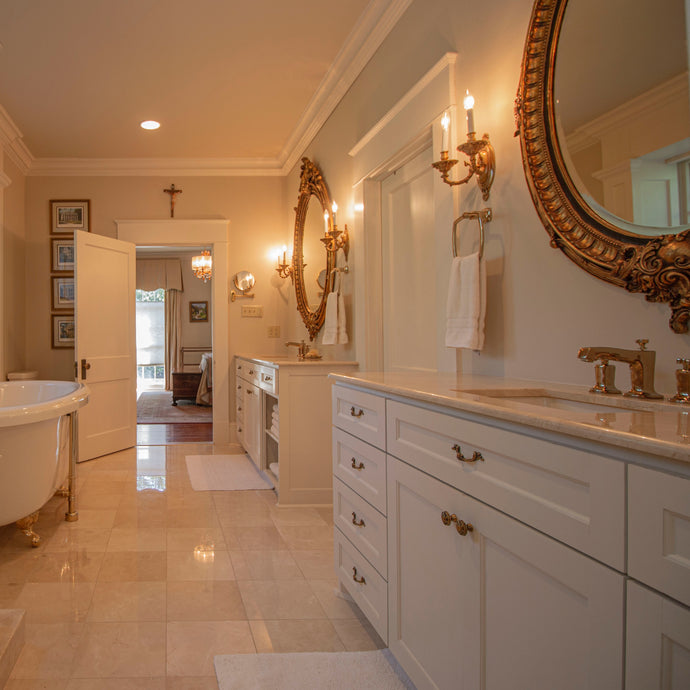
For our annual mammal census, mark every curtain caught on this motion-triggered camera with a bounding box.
[164,289,183,390]
[137,259,183,291]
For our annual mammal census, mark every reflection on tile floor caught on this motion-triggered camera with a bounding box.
[0,444,384,688]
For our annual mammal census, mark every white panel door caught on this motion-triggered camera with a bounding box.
[75,232,136,461]
[381,147,437,372]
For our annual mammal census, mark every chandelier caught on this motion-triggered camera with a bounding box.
[191,250,212,282]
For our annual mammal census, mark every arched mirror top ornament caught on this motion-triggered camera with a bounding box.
[515,0,690,333]
[293,157,336,340]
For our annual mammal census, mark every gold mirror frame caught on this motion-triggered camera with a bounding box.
[515,0,690,333]
[292,157,335,340]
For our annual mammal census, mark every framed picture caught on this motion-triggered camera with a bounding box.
[50,200,90,234]
[189,301,208,322]
[51,238,74,272]
[52,276,75,310]
[52,314,75,349]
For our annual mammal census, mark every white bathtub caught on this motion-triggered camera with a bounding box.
[0,381,89,529]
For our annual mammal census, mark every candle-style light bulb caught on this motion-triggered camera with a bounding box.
[331,202,338,228]
[281,244,287,264]
[441,111,450,152]
[324,211,329,235]
[464,90,475,134]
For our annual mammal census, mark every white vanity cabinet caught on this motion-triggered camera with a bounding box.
[331,376,690,690]
[236,356,358,505]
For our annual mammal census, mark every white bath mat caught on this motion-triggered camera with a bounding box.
[185,454,273,491]
[214,650,416,690]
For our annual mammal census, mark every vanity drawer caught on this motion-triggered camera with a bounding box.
[333,427,387,515]
[334,527,387,643]
[628,465,690,607]
[386,399,625,571]
[332,385,386,449]
[334,478,387,577]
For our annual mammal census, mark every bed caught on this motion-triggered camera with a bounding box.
[171,347,212,406]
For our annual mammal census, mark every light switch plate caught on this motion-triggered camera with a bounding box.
[241,305,263,317]
[267,325,280,338]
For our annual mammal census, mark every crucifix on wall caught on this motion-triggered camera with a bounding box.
[163,184,182,217]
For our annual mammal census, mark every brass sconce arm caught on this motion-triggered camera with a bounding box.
[320,224,350,260]
[432,133,496,201]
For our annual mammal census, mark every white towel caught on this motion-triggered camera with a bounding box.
[445,252,486,350]
[322,272,348,345]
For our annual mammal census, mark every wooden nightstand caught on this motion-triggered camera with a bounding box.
[171,372,202,405]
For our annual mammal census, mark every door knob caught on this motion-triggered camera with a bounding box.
[81,359,91,379]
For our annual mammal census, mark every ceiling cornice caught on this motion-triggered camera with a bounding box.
[20,0,412,178]
[0,104,33,174]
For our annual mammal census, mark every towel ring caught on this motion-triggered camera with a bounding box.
[452,208,492,260]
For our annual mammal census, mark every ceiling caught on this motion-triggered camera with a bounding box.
[0,0,408,175]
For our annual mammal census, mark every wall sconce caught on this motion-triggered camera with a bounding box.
[432,91,495,201]
[320,203,350,259]
[230,271,255,302]
[275,245,293,280]
[191,250,212,282]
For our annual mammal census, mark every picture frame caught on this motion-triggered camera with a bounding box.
[52,314,75,349]
[189,301,209,322]
[51,276,75,310]
[50,199,90,234]
[51,238,74,272]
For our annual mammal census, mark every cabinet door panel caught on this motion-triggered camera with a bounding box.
[388,457,624,690]
[626,581,690,690]
[243,383,261,467]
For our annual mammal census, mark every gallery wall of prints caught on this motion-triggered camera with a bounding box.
[49,200,89,349]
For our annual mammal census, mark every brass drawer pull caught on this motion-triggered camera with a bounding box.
[237,385,242,390]
[452,444,484,463]
[264,376,272,382]
[352,567,366,584]
[350,406,364,418]
[249,369,254,375]
[351,457,365,471]
[247,389,253,395]
[351,512,365,527]
[237,406,242,412]
[441,510,474,536]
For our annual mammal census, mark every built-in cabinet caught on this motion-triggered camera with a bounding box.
[332,379,690,690]
[236,356,357,505]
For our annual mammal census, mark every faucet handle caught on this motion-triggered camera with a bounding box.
[636,339,649,351]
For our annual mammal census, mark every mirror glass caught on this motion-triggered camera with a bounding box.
[303,200,327,309]
[555,0,689,233]
[233,271,255,292]
[316,268,328,291]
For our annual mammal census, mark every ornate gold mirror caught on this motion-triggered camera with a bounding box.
[292,158,335,340]
[515,0,690,332]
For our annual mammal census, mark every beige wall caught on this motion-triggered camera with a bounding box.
[289,0,689,393]
[3,155,26,377]
[24,175,290,380]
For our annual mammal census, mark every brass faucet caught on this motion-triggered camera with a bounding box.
[577,339,662,399]
[285,340,308,360]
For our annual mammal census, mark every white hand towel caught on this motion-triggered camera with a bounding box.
[336,291,348,345]
[322,272,348,345]
[445,252,486,350]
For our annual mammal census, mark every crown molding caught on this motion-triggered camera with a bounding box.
[8,0,412,178]
[0,171,12,190]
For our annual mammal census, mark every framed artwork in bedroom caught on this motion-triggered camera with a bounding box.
[189,301,208,322]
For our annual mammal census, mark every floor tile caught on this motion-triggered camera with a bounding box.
[249,619,346,653]
[238,580,327,620]
[276,524,334,550]
[87,581,166,621]
[166,528,227,553]
[166,621,255,676]
[308,579,361,619]
[331,617,387,651]
[107,528,167,552]
[97,551,166,582]
[9,622,84,679]
[15,583,95,624]
[291,549,337,579]
[166,550,234,582]
[235,550,303,580]
[66,678,166,689]
[166,581,246,621]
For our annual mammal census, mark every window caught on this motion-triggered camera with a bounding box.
[136,289,165,389]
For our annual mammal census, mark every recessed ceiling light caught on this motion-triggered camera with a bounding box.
[140,120,160,130]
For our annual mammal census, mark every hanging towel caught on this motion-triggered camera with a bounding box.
[322,272,348,345]
[445,252,486,350]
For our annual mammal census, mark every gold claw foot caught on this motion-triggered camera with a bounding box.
[15,511,42,547]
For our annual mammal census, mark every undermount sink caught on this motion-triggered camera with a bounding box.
[455,388,668,414]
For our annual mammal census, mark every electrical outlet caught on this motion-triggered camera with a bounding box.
[267,326,280,338]
[241,305,263,318]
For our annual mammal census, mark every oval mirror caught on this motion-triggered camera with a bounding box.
[516,0,690,332]
[292,158,335,340]
[317,268,328,291]
[233,270,255,293]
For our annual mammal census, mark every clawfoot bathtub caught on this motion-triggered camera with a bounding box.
[0,380,89,546]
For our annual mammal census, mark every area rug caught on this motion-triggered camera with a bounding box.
[214,650,415,690]
[185,454,273,491]
[137,390,212,424]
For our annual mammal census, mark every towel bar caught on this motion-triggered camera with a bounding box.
[452,208,492,260]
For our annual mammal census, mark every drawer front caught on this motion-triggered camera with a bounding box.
[334,478,387,577]
[386,399,625,571]
[236,359,277,395]
[332,385,386,449]
[628,465,690,607]
[334,528,387,644]
[333,428,387,515]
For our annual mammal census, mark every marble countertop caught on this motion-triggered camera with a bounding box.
[330,371,690,464]
[237,354,358,369]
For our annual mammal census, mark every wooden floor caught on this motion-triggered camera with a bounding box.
[137,423,213,445]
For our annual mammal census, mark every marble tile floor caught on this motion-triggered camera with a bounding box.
[0,443,384,689]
